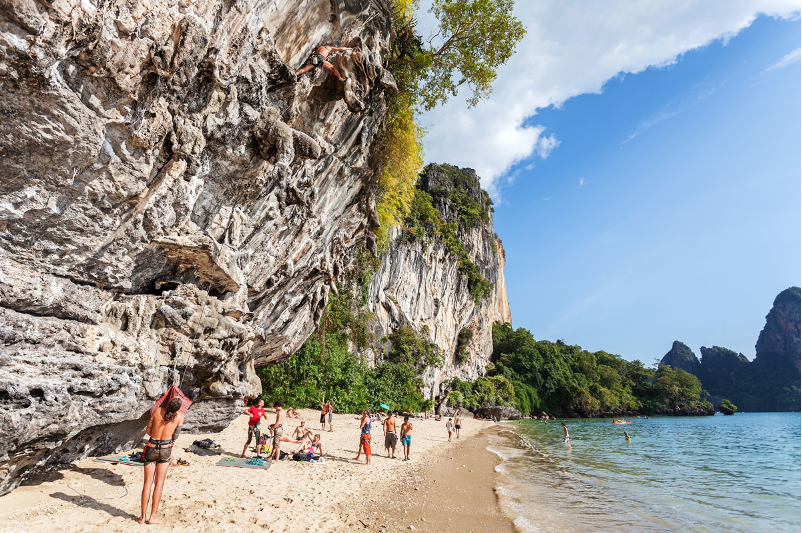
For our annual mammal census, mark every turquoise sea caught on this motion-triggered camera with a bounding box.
[489,413,801,533]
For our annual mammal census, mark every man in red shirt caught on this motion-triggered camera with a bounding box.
[241,399,267,458]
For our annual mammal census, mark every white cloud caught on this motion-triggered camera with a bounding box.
[579,177,586,186]
[416,0,800,191]
[762,47,801,74]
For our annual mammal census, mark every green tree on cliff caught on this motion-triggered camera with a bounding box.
[391,0,526,110]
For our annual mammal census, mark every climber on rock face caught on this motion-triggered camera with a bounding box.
[295,45,352,81]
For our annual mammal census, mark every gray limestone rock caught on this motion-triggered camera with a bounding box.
[0,0,396,494]
[367,164,512,400]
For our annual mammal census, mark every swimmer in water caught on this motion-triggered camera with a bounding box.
[624,431,631,441]
[561,422,569,443]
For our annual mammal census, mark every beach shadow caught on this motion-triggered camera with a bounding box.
[71,467,126,487]
[51,492,137,519]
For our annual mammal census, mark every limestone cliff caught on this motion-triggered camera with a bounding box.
[367,164,511,400]
[659,287,801,412]
[0,0,397,494]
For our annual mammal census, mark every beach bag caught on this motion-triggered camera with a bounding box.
[292,452,313,461]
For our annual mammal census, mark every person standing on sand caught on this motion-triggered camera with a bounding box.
[562,422,570,443]
[138,397,184,525]
[455,414,461,439]
[241,399,267,458]
[320,394,327,431]
[446,418,454,442]
[267,401,285,462]
[383,412,397,458]
[400,416,413,461]
[327,401,334,432]
[353,409,372,464]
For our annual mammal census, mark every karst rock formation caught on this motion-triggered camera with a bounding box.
[0,0,398,494]
[368,164,512,400]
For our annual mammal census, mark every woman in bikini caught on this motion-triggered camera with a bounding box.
[138,397,184,525]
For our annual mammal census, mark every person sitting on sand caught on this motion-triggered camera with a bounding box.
[562,422,570,443]
[286,407,301,419]
[138,397,184,525]
[296,433,324,456]
[292,420,312,442]
[241,399,267,458]
[446,418,454,442]
[295,45,352,81]
[353,409,372,465]
[400,416,413,461]
[455,414,461,439]
[383,412,397,458]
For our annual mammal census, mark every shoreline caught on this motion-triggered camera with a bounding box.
[0,409,511,532]
[354,425,518,532]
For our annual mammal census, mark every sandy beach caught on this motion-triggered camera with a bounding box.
[0,409,516,533]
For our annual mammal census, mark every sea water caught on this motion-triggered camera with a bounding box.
[489,413,801,533]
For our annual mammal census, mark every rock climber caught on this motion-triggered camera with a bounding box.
[295,45,352,81]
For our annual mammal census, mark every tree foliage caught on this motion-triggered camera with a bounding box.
[487,322,712,416]
[391,0,526,110]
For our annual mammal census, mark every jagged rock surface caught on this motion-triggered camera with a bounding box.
[0,0,396,494]
[660,341,701,375]
[367,164,511,400]
[658,287,800,412]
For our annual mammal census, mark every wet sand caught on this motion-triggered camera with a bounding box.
[354,425,517,533]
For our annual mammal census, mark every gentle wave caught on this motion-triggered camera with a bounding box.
[490,413,801,533]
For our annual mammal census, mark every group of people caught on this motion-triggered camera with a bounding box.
[354,410,414,464]
[241,399,324,460]
[137,394,463,525]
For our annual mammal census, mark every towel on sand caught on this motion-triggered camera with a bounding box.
[216,457,272,469]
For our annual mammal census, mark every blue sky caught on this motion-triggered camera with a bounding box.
[417,3,800,362]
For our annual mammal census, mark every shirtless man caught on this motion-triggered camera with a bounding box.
[446,418,454,442]
[454,414,461,439]
[400,416,413,461]
[241,399,267,458]
[562,422,570,443]
[383,412,397,458]
[295,45,352,81]
[292,420,312,442]
[268,401,286,462]
[138,397,184,525]
[326,401,334,432]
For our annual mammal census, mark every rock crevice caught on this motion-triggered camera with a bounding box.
[0,0,395,494]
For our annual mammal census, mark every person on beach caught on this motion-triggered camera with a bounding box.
[320,394,328,431]
[327,401,334,432]
[138,397,184,525]
[267,401,286,461]
[287,407,301,419]
[292,420,312,442]
[446,418,454,442]
[241,399,267,458]
[383,412,397,458]
[561,422,570,443]
[295,45,352,81]
[400,416,413,461]
[454,414,461,439]
[353,409,372,464]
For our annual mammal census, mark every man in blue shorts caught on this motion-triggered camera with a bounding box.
[400,416,413,461]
